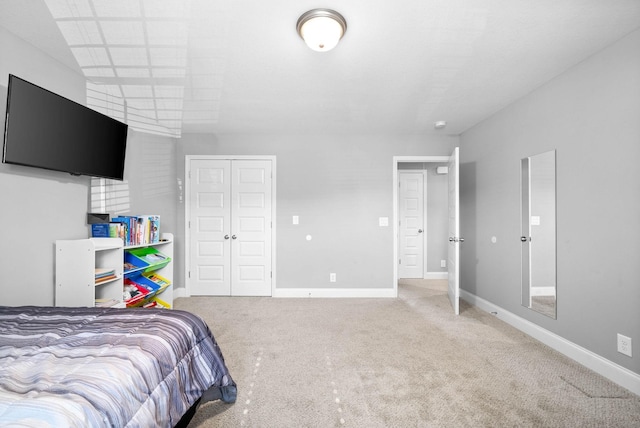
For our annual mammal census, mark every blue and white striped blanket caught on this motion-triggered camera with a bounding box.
[0,306,236,427]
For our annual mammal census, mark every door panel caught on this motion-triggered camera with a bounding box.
[399,172,425,278]
[189,160,231,295]
[447,147,460,315]
[231,160,272,296]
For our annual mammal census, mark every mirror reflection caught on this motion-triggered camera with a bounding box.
[521,150,556,318]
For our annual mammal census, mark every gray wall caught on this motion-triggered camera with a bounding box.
[176,134,457,291]
[460,28,640,374]
[124,130,179,280]
[0,27,88,306]
[0,27,177,305]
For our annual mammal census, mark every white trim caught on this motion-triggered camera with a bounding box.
[460,289,640,396]
[274,288,397,298]
[174,287,187,299]
[393,156,450,298]
[424,272,448,280]
[530,286,556,296]
[184,155,277,297]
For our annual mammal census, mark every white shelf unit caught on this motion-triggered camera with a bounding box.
[124,232,174,308]
[55,237,124,307]
[55,232,174,308]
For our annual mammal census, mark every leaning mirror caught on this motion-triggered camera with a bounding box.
[521,150,556,318]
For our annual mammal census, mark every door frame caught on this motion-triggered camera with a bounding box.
[184,155,277,297]
[393,156,449,297]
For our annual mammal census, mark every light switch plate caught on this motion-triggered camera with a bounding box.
[293,215,299,225]
[379,217,389,227]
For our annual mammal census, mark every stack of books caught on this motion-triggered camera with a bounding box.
[95,268,117,284]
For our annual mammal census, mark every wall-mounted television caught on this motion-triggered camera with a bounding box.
[2,74,128,181]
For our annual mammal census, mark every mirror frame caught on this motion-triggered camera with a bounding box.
[521,150,557,319]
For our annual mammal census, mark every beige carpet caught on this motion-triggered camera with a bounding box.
[175,280,640,427]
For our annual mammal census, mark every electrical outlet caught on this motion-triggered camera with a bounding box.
[441,260,447,268]
[617,334,632,357]
[330,273,336,283]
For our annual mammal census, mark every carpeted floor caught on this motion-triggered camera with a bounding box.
[175,280,640,427]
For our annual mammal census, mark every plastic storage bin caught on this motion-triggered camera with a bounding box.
[123,251,149,277]
[142,272,171,294]
[124,275,162,307]
[124,278,149,307]
[126,247,171,273]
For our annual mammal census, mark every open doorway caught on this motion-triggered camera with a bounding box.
[397,163,449,280]
[393,151,461,314]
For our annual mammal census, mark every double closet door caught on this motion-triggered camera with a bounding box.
[188,158,273,296]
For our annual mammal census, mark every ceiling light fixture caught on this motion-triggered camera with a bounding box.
[296,9,347,52]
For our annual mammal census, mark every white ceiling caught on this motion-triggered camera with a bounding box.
[1,0,639,137]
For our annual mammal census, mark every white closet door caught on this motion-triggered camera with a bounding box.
[398,172,425,278]
[188,158,273,296]
[231,160,272,296]
[189,159,232,296]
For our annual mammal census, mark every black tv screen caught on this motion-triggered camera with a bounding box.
[2,74,128,180]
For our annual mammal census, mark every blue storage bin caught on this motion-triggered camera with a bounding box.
[123,251,149,277]
[130,274,161,298]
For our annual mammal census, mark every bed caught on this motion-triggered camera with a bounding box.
[0,306,236,427]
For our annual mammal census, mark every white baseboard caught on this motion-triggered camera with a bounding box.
[424,272,448,280]
[530,286,556,296]
[174,287,396,299]
[273,288,397,298]
[460,289,640,396]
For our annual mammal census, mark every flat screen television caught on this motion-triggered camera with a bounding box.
[2,74,128,180]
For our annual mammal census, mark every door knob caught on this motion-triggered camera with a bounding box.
[449,237,454,242]
[231,235,237,240]
[418,229,423,233]
[224,235,230,240]
[459,238,464,243]
[521,236,531,242]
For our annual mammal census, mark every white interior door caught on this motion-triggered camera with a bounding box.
[231,160,272,296]
[188,158,273,296]
[398,172,425,278]
[447,147,460,315]
[189,159,231,296]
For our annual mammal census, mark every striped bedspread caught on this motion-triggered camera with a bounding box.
[0,306,236,427]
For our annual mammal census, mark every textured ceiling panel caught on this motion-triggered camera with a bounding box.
[0,0,638,137]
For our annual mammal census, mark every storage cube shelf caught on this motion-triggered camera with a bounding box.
[55,233,173,309]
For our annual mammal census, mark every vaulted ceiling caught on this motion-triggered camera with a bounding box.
[1,0,639,137]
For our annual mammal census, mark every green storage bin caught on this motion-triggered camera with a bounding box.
[126,247,171,273]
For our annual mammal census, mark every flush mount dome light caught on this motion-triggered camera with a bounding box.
[296,8,347,52]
